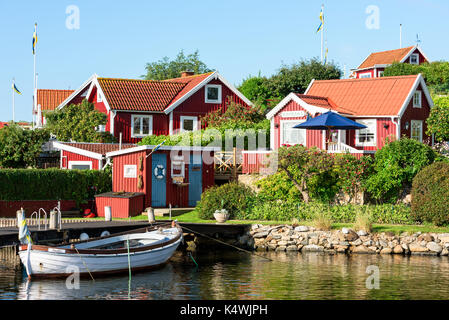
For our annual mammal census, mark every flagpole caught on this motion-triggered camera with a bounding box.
[12,78,15,123]
[33,23,37,129]
[321,4,325,63]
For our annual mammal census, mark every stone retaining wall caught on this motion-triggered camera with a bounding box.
[242,225,449,256]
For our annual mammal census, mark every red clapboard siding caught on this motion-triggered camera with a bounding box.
[172,79,251,132]
[95,195,144,218]
[400,83,431,142]
[61,150,100,170]
[112,150,147,195]
[113,112,169,144]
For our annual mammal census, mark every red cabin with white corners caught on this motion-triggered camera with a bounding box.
[56,71,253,143]
[243,74,434,174]
[352,46,429,79]
[104,145,218,210]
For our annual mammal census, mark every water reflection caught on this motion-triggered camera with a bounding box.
[1,251,449,300]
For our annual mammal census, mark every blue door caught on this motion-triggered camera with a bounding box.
[151,153,167,207]
[188,153,202,207]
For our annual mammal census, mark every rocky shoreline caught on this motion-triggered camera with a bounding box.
[240,224,449,256]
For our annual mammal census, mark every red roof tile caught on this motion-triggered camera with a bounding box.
[37,89,75,111]
[357,46,415,70]
[97,72,214,112]
[62,142,137,156]
[307,75,419,116]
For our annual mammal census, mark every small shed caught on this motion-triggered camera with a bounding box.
[104,145,219,209]
[95,192,145,218]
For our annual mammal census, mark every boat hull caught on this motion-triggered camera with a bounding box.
[18,226,183,278]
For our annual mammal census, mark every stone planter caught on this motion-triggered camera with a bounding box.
[214,209,229,223]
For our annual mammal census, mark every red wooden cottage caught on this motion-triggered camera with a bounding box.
[351,45,429,79]
[55,71,253,144]
[243,74,434,173]
[94,145,219,217]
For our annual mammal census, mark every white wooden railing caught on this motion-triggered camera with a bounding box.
[327,142,361,153]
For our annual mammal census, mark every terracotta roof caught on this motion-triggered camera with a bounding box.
[306,75,419,116]
[37,89,75,111]
[97,72,214,112]
[61,142,137,156]
[357,46,415,70]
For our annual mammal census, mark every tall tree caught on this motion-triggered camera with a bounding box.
[143,50,213,80]
[46,100,114,143]
[426,96,449,142]
[0,124,50,168]
[267,58,342,98]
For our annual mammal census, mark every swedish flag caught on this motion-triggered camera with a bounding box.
[13,83,21,95]
[316,8,324,33]
[152,140,166,153]
[32,23,37,55]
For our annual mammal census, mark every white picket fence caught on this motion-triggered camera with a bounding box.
[0,218,98,229]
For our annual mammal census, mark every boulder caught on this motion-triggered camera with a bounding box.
[302,244,325,252]
[295,226,309,232]
[286,245,299,252]
[380,248,392,254]
[357,230,368,236]
[253,231,269,238]
[352,245,375,254]
[426,242,442,253]
[275,246,286,252]
[409,243,429,253]
[393,245,404,254]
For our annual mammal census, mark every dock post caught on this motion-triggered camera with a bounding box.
[147,207,155,223]
[169,204,172,221]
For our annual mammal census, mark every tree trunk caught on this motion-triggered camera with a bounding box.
[282,169,310,203]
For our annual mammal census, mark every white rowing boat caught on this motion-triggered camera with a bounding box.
[18,223,183,278]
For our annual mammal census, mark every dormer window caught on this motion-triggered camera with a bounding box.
[205,84,222,103]
[410,53,419,65]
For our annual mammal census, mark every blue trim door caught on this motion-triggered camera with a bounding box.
[151,153,167,207]
[188,153,202,207]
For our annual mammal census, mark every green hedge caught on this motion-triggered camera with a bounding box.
[244,200,412,224]
[0,169,112,205]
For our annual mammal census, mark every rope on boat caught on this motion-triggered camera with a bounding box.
[188,252,199,267]
[73,246,95,281]
[180,225,273,262]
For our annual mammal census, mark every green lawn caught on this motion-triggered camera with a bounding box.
[65,210,449,235]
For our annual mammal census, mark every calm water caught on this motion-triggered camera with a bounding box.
[1,250,449,300]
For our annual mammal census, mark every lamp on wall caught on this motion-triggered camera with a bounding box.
[405,121,410,130]
[274,123,279,129]
[383,124,389,130]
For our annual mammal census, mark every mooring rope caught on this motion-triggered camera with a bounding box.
[73,246,95,281]
[180,225,272,262]
[127,236,132,300]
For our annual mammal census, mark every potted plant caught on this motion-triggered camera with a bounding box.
[213,200,229,223]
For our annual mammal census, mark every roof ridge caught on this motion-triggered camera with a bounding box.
[163,71,215,82]
[315,74,419,82]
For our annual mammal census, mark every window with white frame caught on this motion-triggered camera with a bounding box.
[411,120,423,142]
[97,90,103,102]
[356,119,377,147]
[410,53,419,65]
[205,84,222,103]
[96,125,106,132]
[180,116,198,132]
[69,161,92,170]
[413,90,422,108]
[280,120,306,146]
[131,115,153,137]
[359,72,372,79]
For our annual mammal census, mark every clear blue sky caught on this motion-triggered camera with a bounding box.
[0,0,448,122]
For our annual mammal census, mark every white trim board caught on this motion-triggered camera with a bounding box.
[56,74,97,110]
[106,145,221,158]
[53,142,104,160]
[266,92,330,119]
[398,74,433,118]
[68,161,93,170]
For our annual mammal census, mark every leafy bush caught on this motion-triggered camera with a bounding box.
[411,162,449,226]
[0,169,112,206]
[365,138,436,203]
[196,182,256,220]
[334,154,373,201]
[0,124,50,168]
[244,200,412,224]
[255,171,302,202]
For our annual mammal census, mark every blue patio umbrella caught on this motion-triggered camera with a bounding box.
[293,111,367,150]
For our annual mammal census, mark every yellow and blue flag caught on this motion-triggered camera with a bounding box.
[316,7,324,33]
[152,140,166,153]
[32,23,37,55]
[12,83,22,95]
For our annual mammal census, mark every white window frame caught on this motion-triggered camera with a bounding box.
[280,119,307,147]
[413,90,422,108]
[355,119,377,147]
[96,125,106,132]
[68,161,92,170]
[411,120,423,142]
[97,90,103,103]
[131,114,153,138]
[124,165,137,178]
[171,156,185,178]
[180,116,199,132]
[205,84,222,103]
[359,72,372,79]
[410,53,419,65]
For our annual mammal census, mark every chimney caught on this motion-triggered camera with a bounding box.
[181,70,195,78]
